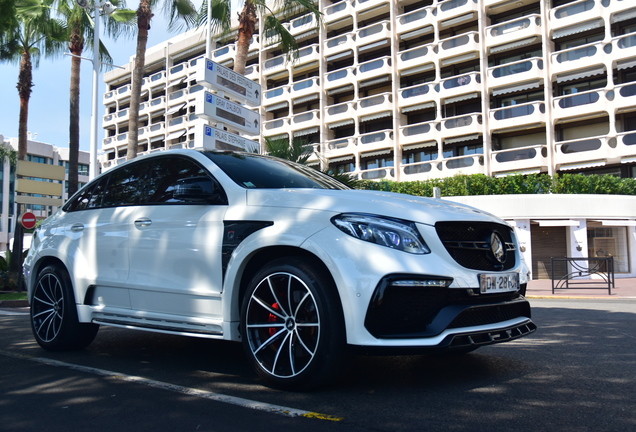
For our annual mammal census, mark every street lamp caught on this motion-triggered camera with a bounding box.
[77,0,117,180]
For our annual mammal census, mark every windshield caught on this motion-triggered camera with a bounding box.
[203,151,351,190]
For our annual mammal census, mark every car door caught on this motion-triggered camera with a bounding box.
[125,155,228,319]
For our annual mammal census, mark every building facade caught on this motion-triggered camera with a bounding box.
[0,136,90,251]
[101,0,636,278]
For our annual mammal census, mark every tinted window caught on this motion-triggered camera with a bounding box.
[203,151,349,190]
[101,163,147,207]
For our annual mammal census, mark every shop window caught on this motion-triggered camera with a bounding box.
[587,226,630,273]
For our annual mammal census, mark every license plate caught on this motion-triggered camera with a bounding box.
[479,273,519,293]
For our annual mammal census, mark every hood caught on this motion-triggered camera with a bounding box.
[246,189,502,226]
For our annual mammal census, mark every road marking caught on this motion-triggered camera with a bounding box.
[0,350,343,421]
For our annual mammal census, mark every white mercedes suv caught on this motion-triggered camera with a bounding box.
[24,150,535,389]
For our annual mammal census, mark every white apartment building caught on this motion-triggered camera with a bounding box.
[0,136,90,251]
[102,0,636,279]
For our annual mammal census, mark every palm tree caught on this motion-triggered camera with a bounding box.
[0,0,67,284]
[56,0,134,197]
[201,0,322,75]
[126,0,198,160]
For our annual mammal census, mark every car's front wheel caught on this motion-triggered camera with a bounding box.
[241,257,347,390]
[30,265,99,351]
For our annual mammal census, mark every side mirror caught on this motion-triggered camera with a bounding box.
[173,176,219,203]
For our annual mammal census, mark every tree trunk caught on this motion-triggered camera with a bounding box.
[235,1,257,75]
[68,27,83,197]
[127,1,153,160]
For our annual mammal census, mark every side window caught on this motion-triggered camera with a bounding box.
[144,156,221,205]
[101,162,148,207]
[64,182,97,212]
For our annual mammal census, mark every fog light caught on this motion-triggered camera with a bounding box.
[390,279,452,288]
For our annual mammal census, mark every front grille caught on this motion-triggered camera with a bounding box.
[364,278,526,338]
[436,221,517,271]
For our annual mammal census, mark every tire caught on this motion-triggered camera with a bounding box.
[241,257,347,390]
[30,265,99,351]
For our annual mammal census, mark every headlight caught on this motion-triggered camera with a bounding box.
[332,213,430,254]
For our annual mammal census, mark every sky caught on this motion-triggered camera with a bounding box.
[0,2,215,152]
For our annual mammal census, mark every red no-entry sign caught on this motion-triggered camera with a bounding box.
[19,212,38,230]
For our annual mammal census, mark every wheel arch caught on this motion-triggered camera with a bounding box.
[27,256,68,299]
[230,246,344,325]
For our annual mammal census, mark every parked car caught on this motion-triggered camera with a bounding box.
[24,150,536,389]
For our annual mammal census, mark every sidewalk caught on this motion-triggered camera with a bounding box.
[526,277,636,299]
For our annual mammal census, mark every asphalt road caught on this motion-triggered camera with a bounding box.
[1,299,634,432]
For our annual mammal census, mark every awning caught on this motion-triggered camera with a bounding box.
[612,9,636,23]
[328,118,355,129]
[492,80,542,96]
[328,155,354,163]
[559,159,606,171]
[400,63,435,77]
[293,127,319,137]
[359,76,391,88]
[265,101,289,112]
[444,133,480,144]
[403,140,437,150]
[401,102,435,113]
[490,37,539,54]
[168,76,187,87]
[444,92,479,104]
[441,12,476,28]
[400,25,434,40]
[553,19,603,39]
[166,103,186,116]
[533,220,580,227]
[556,66,605,83]
[359,39,389,52]
[621,155,636,164]
[617,57,636,71]
[327,84,354,96]
[293,94,319,104]
[166,129,187,140]
[360,111,392,123]
[265,133,288,141]
[326,49,353,62]
[361,148,392,158]
[593,220,636,226]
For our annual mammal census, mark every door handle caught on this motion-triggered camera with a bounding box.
[134,218,152,228]
[70,223,84,232]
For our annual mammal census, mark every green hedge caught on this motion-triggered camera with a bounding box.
[357,173,636,197]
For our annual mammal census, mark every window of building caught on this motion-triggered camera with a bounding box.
[403,148,438,164]
[587,226,630,273]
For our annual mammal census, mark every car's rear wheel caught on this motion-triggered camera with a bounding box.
[31,265,99,351]
[241,257,347,390]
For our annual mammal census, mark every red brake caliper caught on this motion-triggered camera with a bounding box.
[268,303,280,337]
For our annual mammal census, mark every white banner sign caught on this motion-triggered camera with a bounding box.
[196,91,261,136]
[197,58,261,107]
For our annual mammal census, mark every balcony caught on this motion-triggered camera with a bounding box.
[397,43,437,71]
[263,23,289,47]
[437,0,479,27]
[103,112,116,126]
[357,56,392,85]
[486,14,542,53]
[438,72,481,101]
[356,21,391,51]
[438,31,480,65]
[358,93,393,119]
[549,0,602,35]
[263,117,291,135]
[289,13,317,37]
[554,135,612,170]
[489,101,546,131]
[168,63,188,81]
[325,102,357,127]
[396,5,435,38]
[244,64,260,81]
[291,77,320,103]
[292,44,320,73]
[438,154,485,178]
[325,137,356,161]
[614,81,636,113]
[488,57,544,91]
[398,121,439,146]
[402,160,441,179]
[325,35,355,62]
[168,89,187,105]
[552,88,611,120]
[550,41,608,78]
[147,96,166,114]
[617,130,636,164]
[359,129,394,153]
[103,90,116,104]
[439,113,483,139]
[611,31,636,66]
[291,109,320,131]
[263,53,287,76]
[211,44,236,64]
[491,145,549,175]
[398,82,437,110]
[359,166,396,181]
[142,71,167,89]
[325,66,356,91]
[355,0,390,17]
[145,123,166,141]
[324,0,354,25]
[115,108,130,125]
